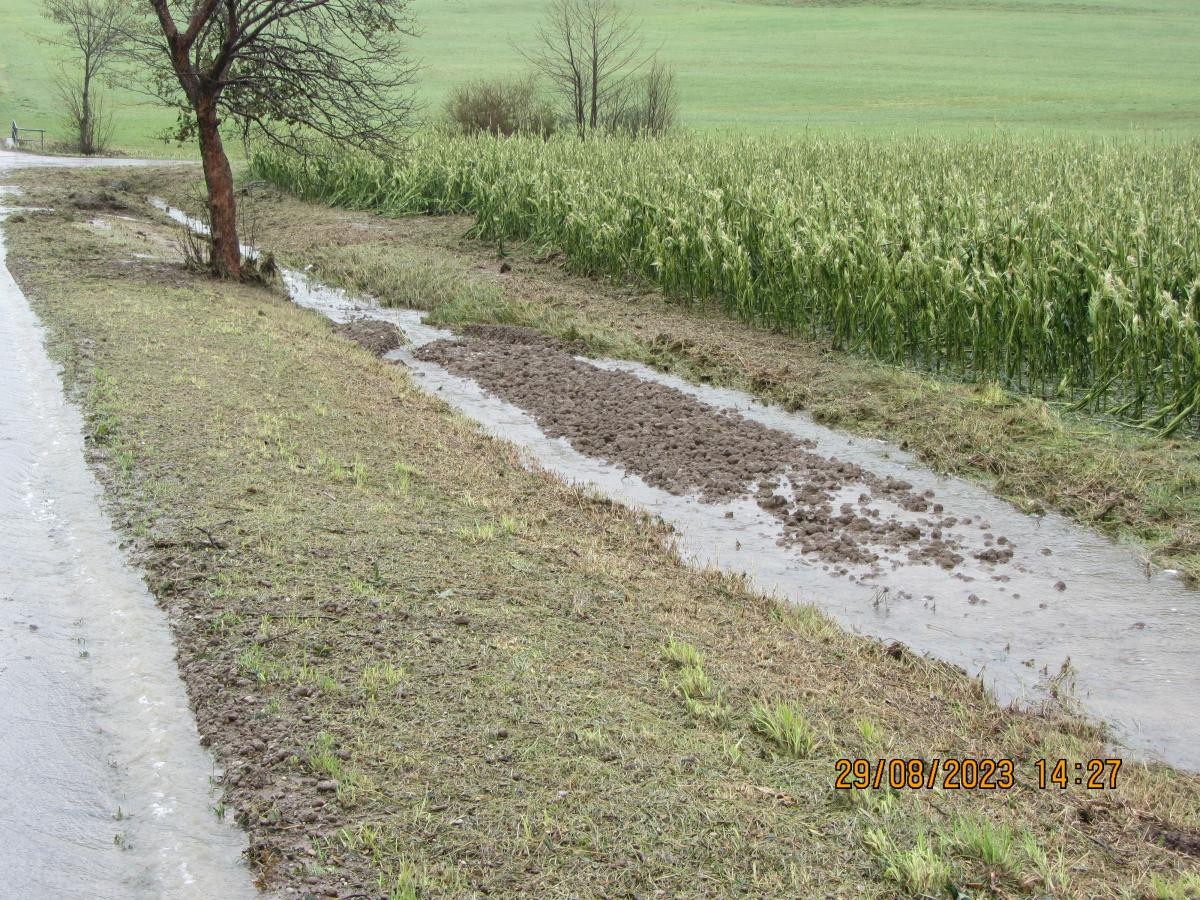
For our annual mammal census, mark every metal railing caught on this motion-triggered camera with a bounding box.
[10,121,46,152]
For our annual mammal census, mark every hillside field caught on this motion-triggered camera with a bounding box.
[2,0,1200,155]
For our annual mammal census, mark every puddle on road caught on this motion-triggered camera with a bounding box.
[2,162,254,898]
[155,201,1200,772]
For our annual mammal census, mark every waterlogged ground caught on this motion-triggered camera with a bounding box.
[0,153,255,898]
[155,192,1200,766]
[274,269,1200,772]
[5,165,1200,896]
[420,327,1200,753]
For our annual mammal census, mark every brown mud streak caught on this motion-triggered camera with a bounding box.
[333,318,406,357]
[417,325,1012,574]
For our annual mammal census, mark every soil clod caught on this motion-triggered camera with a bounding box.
[333,318,406,357]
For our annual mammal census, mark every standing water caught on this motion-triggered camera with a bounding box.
[154,201,1200,773]
[1,153,255,898]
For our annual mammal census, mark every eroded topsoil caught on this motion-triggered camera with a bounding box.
[333,318,406,357]
[418,325,998,574]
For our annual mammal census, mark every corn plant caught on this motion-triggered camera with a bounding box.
[253,132,1200,434]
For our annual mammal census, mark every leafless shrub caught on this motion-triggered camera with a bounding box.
[605,57,678,137]
[445,75,558,138]
[174,191,277,287]
[55,74,115,155]
[177,209,212,274]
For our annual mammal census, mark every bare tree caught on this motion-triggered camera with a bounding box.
[56,73,115,154]
[41,0,136,155]
[128,1,417,280]
[520,0,647,136]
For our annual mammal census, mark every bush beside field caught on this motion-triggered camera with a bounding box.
[254,134,1200,434]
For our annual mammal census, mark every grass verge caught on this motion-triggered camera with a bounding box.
[5,167,1200,897]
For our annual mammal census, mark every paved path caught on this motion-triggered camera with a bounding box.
[0,153,254,899]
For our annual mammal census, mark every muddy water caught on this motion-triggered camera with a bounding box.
[155,201,1200,772]
[408,337,1197,770]
[2,157,255,898]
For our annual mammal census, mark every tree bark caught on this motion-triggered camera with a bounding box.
[80,69,93,154]
[195,97,242,279]
[574,73,586,135]
[590,32,599,131]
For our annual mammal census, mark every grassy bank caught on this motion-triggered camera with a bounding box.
[7,167,1200,897]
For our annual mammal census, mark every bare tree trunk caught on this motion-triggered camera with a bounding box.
[196,97,241,279]
[590,26,599,131]
[575,72,586,135]
[562,11,586,135]
[80,69,93,153]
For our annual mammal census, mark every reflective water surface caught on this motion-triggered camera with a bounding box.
[2,155,255,899]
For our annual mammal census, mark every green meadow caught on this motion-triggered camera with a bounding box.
[0,0,189,155]
[2,0,1199,154]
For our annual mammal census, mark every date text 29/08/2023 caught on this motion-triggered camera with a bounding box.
[834,758,1122,791]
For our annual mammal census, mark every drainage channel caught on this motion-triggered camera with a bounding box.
[154,199,1200,773]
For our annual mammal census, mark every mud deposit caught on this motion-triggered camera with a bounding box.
[333,318,406,356]
[419,327,991,574]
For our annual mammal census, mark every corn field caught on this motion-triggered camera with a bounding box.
[253,134,1200,434]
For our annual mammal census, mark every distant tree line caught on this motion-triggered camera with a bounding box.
[446,0,679,139]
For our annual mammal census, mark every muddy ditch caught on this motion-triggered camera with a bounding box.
[418,325,995,575]
[156,198,1200,772]
[393,320,1200,775]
